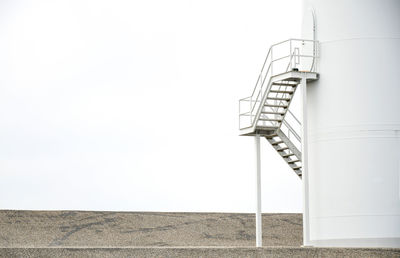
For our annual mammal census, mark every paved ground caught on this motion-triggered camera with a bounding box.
[0,210,399,257]
[0,210,302,247]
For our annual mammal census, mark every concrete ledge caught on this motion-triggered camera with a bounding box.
[1,247,399,258]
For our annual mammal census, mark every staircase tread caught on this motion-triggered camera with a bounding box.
[282,153,295,157]
[261,111,285,115]
[272,83,298,86]
[269,90,294,94]
[255,125,279,130]
[259,118,282,122]
[264,104,288,108]
[276,147,289,151]
[266,97,291,101]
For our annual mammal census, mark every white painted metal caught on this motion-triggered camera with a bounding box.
[255,134,262,247]
[302,0,400,248]
[300,76,310,246]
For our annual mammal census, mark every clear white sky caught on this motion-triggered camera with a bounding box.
[0,0,304,212]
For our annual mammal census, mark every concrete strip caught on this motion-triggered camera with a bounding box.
[0,247,399,258]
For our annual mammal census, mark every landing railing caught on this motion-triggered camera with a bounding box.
[239,39,319,130]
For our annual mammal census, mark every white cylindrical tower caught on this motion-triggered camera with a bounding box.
[302,0,400,247]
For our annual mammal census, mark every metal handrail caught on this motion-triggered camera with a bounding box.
[283,110,301,142]
[247,66,272,118]
[283,120,301,143]
[287,109,301,125]
[248,48,271,98]
[277,53,302,145]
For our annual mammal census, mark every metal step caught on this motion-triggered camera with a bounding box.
[266,97,291,101]
[260,111,286,115]
[265,129,302,177]
[255,126,279,131]
[264,104,288,108]
[259,118,282,122]
[276,147,289,152]
[282,153,295,158]
[272,83,298,86]
[265,134,278,139]
[269,90,294,94]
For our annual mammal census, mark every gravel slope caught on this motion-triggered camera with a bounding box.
[0,210,398,257]
[0,210,301,247]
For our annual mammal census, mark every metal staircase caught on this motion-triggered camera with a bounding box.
[239,39,319,178]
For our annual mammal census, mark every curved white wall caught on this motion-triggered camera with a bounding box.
[302,0,400,247]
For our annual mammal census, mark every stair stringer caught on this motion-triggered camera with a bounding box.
[265,128,302,177]
[276,129,301,161]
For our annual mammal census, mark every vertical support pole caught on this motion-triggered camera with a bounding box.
[255,134,262,247]
[301,76,310,246]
